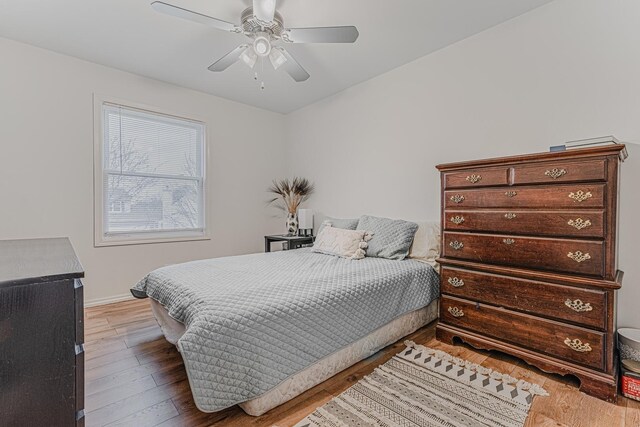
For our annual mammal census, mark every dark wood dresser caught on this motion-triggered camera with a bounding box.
[436,145,627,401]
[0,238,85,426]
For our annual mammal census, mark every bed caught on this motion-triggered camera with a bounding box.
[131,246,440,416]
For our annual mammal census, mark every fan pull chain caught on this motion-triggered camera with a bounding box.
[253,56,264,90]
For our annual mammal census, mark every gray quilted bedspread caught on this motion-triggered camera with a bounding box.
[131,248,439,412]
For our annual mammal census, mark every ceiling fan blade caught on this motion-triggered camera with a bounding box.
[283,26,359,43]
[208,45,250,72]
[151,1,239,32]
[275,47,310,82]
[253,0,276,23]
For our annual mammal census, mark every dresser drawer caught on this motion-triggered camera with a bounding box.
[445,184,605,209]
[444,210,605,238]
[74,279,84,345]
[440,295,605,370]
[441,267,607,329]
[513,159,606,185]
[443,232,605,277]
[75,343,85,423]
[444,167,510,189]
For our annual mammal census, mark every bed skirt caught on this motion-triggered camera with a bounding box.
[149,298,439,416]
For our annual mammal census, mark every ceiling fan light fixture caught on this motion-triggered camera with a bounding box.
[253,34,271,57]
[269,48,287,70]
[240,47,258,68]
[152,0,359,86]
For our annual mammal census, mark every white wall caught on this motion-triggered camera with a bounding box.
[2,0,638,326]
[286,0,640,327]
[0,37,287,304]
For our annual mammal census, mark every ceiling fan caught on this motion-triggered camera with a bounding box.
[151,0,359,84]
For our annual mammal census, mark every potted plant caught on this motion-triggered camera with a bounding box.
[268,177,314,235]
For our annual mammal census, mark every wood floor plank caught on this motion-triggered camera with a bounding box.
[104,399,179,427]
[86,339,129,360]
[157,411,223,427]
[136,344,181,365]
[86,328,119,342]
[86,375,158,412]
[85,356,141,383]
[137,352,184,373]
[108,311,158,328]
[87,362,176,395]
[524,411,570,427]
[86,347,138,370]
[85,318,111,333]
[508,360,551,389]
[102,308,152,322]
[114,318,161,334]
[86,380,187,427]
[530,377,582,426]
[626,397,640,426]
[124,328,165,348]
[125,335,175,357]
[572,391,626,427]
[151,362,188,387]
[86,300,146,318]
[169,384,201,415]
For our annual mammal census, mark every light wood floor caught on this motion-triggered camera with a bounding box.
[85,298,639,427]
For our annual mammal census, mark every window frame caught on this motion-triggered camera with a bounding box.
[93,94,210,247]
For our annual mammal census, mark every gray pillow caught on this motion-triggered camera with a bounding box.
[356,215,418,260]
[316,217,359,235]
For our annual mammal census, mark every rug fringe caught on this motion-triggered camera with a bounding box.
[403,340,549,397]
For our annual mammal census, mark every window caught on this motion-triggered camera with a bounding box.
[95,100,207,246]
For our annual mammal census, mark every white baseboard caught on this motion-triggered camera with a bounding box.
[85,293,135,307]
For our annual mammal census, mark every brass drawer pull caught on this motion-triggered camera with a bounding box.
[449,241,464,250]
[466,174,482,183]
[565,299,593,312]
[447,277,464,287]
[504,213,517,219]
[567,251,591,263]
[568,218,591,230]
[448,306,464,317]
[545,168,567,179]
[568,190,592,202]
[564,338,592,352]
[503,238,515,245]
[450,194,465,203]
[505,191,517,197]
[450,215,465,225]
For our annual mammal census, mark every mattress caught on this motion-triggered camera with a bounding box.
[150,298,439,416]
[132,248,440,412]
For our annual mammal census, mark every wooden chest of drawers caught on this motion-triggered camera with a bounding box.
[436,145,627,402]
[0,238,85,426]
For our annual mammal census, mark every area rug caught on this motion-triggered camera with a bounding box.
[295,341,548,427]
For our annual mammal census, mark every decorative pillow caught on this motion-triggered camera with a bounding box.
[316,217,359,235]
[408,221,441,271]
[312,225,372,260]
[356,215,418,260]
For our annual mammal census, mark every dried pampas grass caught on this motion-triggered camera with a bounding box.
[268,177,314,214]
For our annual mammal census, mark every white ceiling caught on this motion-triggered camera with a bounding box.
[0,0,552,113]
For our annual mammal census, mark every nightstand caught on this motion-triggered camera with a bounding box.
[264,234,314,252]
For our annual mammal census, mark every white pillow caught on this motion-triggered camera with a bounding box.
[408,221,441,271]
[312,225,373,260]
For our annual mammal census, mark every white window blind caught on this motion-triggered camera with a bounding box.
[101,103,205,241]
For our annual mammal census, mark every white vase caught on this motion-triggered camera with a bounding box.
[286,212,299,236]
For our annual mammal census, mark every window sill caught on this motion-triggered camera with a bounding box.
[94,232,210,247]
